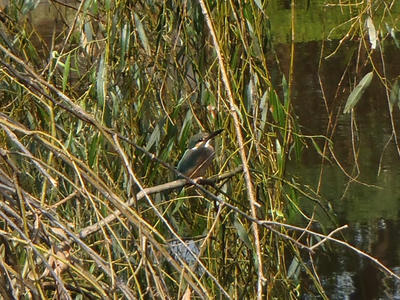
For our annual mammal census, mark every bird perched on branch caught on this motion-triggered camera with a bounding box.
[177,129,223,179]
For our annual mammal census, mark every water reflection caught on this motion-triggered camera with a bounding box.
[289,39,400,298]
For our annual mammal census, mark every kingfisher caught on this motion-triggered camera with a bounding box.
[176,129,223,179]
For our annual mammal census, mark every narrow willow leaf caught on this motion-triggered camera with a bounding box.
[288,256,300,279]
[97,54,106,108]
[62,53,71,92]
[390,79,400,112]
[179,109,193,149]
[276,138,283,170]
[160,137,175,161]
[231,46,241,70]
[84,22,93,43]
[65,129,74,152]
[233,216,253,250]
[254,0,263,10]
[90,0,98,14]
[145,124,160,151]
[120,23,130,68]
[270,89,284,126]
[258,90,268,141]
[245,78,253,113]
[21,0,40,15]
[104,99,112,128]
[134,13,151,55]
[246,20,254,36]
[366,16,377,50]
[292,134,303,161]
[26,110,36,129]
[386,24,400,49]
[88,134,99,168]
[343,72,373,114]
[282,75,289,106]
[105,0,111,11]
[311,138,331,162]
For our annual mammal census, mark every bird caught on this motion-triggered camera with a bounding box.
[176,129,223,179]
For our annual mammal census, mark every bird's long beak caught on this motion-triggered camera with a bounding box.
[204,129,224,143]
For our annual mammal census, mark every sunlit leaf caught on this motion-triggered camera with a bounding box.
[246,19,254,36]
[245,77,253,113]
[96,54,106,108]
[343,72,373,113]
[254,0,263,10]
[366,16,377,50]
[120,23,130,68]
[276,138,283,169]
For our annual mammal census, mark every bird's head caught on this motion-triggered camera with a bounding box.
[187,129,223,149]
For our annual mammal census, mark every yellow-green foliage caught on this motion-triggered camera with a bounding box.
[0,0,393,298]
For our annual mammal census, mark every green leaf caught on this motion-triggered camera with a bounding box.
[233,216,253,250]
[282,75,290,107]
[120,23,130,69]
[270,89,284,125]
[65,128,73,150]
[134,13,151,55]
[105,0,111,11]
[145,124,160,151]
[121,23,131,67]
[62,53,71,92]
[343,72,373,114]
[257,90,269,141]
[386,24,400,49]
[21,0,40,15]
[97,54,106,108]
[88,134,99,168]
[245,77,253,113]
[179,109,193,149]
[288,256,300,279]
[390,79,400,112]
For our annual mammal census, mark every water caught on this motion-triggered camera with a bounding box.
[288,39,400,298]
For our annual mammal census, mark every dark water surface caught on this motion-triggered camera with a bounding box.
[265,1,400,298]
[287,39,400,300]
